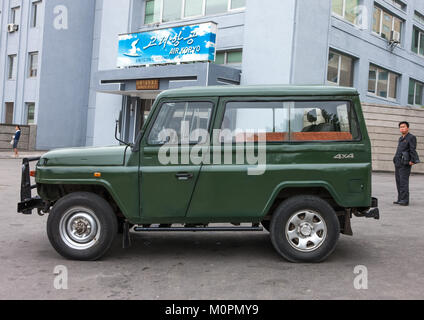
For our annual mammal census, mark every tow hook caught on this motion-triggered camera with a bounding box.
[365,208,380,220]
[353,208,380,220]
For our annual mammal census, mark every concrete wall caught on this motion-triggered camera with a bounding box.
[0,124,36,151]
[330,0,424,107]
[363,103,424,173]
[36,0,96,150]
[0,0,45,125]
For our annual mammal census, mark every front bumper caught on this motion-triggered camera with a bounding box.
[17,157,48,215]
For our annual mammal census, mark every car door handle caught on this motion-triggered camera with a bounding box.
[175,173,194,181]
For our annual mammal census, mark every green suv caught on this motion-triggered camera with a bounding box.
[18,86,379,263]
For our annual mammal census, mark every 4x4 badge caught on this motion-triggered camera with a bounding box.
[334,153,355,160]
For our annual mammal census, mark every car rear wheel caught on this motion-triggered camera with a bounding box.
[270,195,340,263]
[47,192,118,261]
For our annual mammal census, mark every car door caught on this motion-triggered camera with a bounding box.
[186,97,291,221]
[139,99,216,221]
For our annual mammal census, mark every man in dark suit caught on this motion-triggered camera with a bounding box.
[393,122,420,206]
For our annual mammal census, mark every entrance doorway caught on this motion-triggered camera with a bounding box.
[5,103,14,124]
[121,97,155,143]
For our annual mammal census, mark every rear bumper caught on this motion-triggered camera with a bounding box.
[354,197,380,220]
[17,157,47,215]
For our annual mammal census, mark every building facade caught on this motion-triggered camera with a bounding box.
[1,0,423,172]
[0,0,95,150]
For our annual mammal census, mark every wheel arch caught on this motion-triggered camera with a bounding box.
[38,182,128,221]
[261,182,344,220]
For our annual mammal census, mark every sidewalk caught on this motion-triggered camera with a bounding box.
[0,151,47,160]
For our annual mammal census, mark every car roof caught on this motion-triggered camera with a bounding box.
[157,85,359,99]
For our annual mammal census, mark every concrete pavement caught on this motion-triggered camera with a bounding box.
[0,157,423,300]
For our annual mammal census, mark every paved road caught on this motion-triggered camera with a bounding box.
[0,158,423,300]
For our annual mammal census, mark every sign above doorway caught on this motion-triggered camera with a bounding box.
[117,22,217,68]
[136,79,160,90]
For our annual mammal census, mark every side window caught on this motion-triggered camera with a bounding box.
[148,101,213,145]
[221,102,289,142]
[290,101,360,141]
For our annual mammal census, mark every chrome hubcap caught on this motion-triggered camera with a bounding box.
[285,210,327,252]
[59,208,101,250]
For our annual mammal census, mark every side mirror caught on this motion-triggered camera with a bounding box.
[115,119,132,147]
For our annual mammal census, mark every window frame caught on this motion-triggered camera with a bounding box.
[327,49,354,87]
[367,64,399,101]
[331,0,361,25]
[26,102,36,124]
[7,54,17,80]
[214,49,243,65]
[145,99,216,146]
[412,26,424,57]
[31,1,42,28]
[28,52,39,78]
[408,79,424,107]
[144,0,246,25]
[372,5,403,43]
[10,6,20,24]
[385,0,406,12]
[414,11,424,26]
[219,98,362,145]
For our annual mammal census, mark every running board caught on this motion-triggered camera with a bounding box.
[133,226,264,232]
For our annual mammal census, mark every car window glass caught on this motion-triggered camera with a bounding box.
[148,101,213,145]
[290,101,359,141]
[221,102,289,142]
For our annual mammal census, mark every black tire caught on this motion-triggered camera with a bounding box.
[47,192,118,261]
[270,195,340,263]
[261,220,271,232]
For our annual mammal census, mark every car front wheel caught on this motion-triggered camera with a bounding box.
[270,195,340,263]
[47,192,118,261]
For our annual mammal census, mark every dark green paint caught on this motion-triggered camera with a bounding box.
[36,86,373,225]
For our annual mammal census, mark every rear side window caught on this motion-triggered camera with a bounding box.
[290,101,360,141]
[221,102,289,142]
[148,101,213,145]
[221,100,360,143]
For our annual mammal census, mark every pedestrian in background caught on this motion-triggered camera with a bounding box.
[393,121,420,206]
[12,126,21,158]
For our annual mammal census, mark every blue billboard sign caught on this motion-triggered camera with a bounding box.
[117,22,217,68]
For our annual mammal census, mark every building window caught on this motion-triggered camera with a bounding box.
[327,50,354,87]
[214,50,242,65]
[184,0,204,17]
[145,0,161,24]
[372,5,402,42]
[408,79,424,107]
[31,1,42,28]
[205,0,228,15]
[10,6,20,24]
[387,0,406,11]
[26,103,36,124]
[414,11,424,25]
[8,55,17,80]
[145,0,246,24]
[412,27,424,56]
[331,0,360,24]
[368,64,399,100]
[28,52,38,78]
[5,103,14,124]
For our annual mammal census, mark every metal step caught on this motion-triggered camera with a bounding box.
[133,225,264,232]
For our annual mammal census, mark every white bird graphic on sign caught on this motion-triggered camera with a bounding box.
[124,39,142,57]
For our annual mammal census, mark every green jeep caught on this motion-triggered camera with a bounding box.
[18,86,379,263]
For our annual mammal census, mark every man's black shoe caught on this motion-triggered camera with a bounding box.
[399,202,409,206]
[393,201,401,205]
